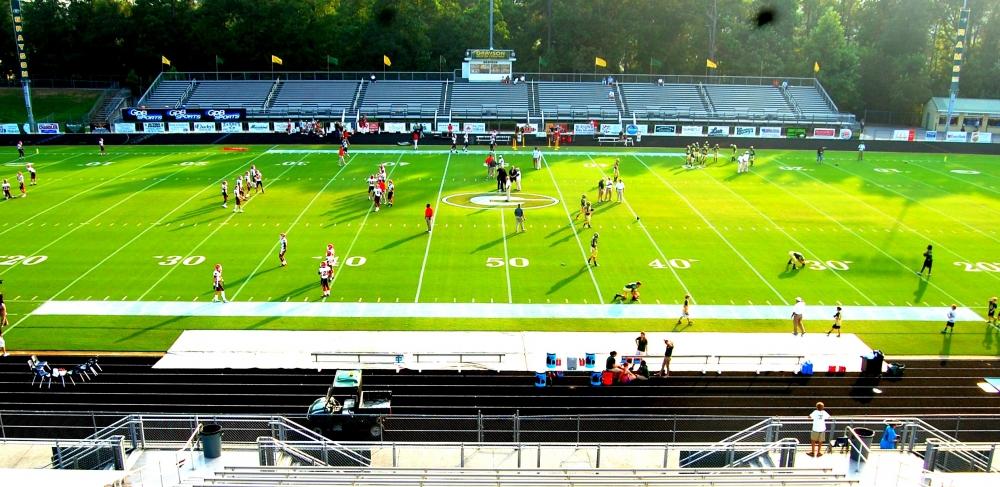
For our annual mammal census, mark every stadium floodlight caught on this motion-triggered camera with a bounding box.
[8,0,35,132]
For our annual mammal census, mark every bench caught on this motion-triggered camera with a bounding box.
[598,136,633,146]
[475,135,511,144]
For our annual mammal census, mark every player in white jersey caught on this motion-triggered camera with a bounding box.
[2,179,11,200]
[16,172,25,197]
[98,138,106,155]
[386,179,395,207]
[243,170,252,195]
[278,233,288,266]
[318,261,332,298]
[253,167,264,194]
[221,181,228,208]
[325,244,336,267]
[532,147,542,170]
[367,175,375,200]
[373,185,383,212]
[26,163,36,185]
[450,133,457,153]
[212,264,228,302]
[463,132,470,152]
[233,181,244,213]
[16,141,24,159]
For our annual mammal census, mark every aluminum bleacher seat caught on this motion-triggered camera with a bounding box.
[536,82,619,118]
[269,80,359,116]
[450,83,529,118]
[620,83,710,119]
[704,84,794,116]
[786,86,837,117]
[141,80,193,108]
[359,80,443,118]
[185,80,275,110]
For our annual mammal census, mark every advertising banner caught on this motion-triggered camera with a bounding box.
[625,124,648,136]
[681,125,703,136]
[517,123,538,134]
[653,125,677,135]
[221,122,243,133]
[786,127,807,138]
[839,128,853,139]
[759,126,781,138]
[143,122,165,133]
[971,131,992,143]
[248,122,271,133]
[812,128,836,138]
[113,122,137,133]
[600,124,623,135]
[383,122,407,133]
[121,107,246,122]
[168,122,191,133]
[37,122,60,134]
[193,122,217,133]
[733,126,757,137]
[945,131,967,142]
[924,131,937,141]
[462,122,486,134]
[892,129,915,141]
[573,123,595,135]
[0,123,20,134]
[707,126,729,137]
[409,122,432,133]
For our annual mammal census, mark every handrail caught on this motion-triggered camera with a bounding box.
[845,426,871,469]
[725,438,797,468]
[136,72,166,107]
[679,418,772,468]
[41,435,126,470]
[271,417,372,465]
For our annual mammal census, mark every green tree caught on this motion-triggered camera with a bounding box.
[802,7,860,112]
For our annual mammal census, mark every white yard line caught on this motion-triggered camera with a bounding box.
[135,151,307,301]
[786,161,1000,285]
[902,159,1000,196]
[499,202,513,303]
[695,167,877,306]
[540,154,605,303]
[30,300,985,322]
[231,154,358,299]
[585,154,688,295]
[4,146,281,333]
[0,152,166,237]
[413,153,451,303]
[632,155,787,305]
[746,169,967,305]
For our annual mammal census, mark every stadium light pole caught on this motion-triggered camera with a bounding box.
[9,0,35,132]
[489,0,494,50]
[943,0,969,132]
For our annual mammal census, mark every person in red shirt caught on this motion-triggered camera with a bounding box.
[485,153,495,179]
[412,130,420,150]
[424,203,434,232]
[338,145,346,166]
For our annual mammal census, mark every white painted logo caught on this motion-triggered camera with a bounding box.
[443,192,559,210]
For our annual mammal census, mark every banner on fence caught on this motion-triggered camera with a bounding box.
[193,122,216,133]
[462,122,486,134]
[0,123,20,134]
[945,131,967,142]
[601,124,623,135]
[971,131,992,143]
[813,128,836,138]
[707,126,729,137]
[113,122,136,133]
[892,129,915,141]
[839,128,853,139]
[121,107,246,122]
[221,122,243,133]
[653,125,677,135]
[625,124,647,136]
[517,123,538,134]
[924,131,937,141]
[681,125,703,136]
[143,122,165,133]
[573,123,595,135]
[786,127,807,138]
[168,122,190,133]
[248,122,271,133]
[733,126,756,137]
[383,122,407,133]
[409,122,432,133]
[759,126,781,138]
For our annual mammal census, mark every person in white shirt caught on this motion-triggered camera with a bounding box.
[857,142,866,161]
[615,179,625,202]
[809,402,831,457]
[942,304,957,334]
[792,297,806,335]
[532,147,542,170]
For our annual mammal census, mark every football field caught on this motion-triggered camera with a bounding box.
[1,143,999,355]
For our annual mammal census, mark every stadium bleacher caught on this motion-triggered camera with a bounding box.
[269,80,360,117]
[536,82,620,119]
[620,83,711,119]
[450,82,529,118]
[140,80,193,108]
[185,80,275,110]
[786,85,837,117]
[359,80,443,118]
[704,84,795,118]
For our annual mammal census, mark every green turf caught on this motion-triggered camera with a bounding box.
[1,144,999,355]
[0,87,103,124]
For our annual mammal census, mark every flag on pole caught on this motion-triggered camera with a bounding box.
[215,55,224,65]
[538,56,548,67]
[706,58,718,69]
[161,56,171,66]
[813,61,820,73]
[595,57,607,68]
[327,56,339,66]
[271,55,283,65]
[650,58,663,68]
[383,55,392,67]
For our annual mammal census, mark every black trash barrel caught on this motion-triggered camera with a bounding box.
[849,427,875,463]
[200,424,223,459]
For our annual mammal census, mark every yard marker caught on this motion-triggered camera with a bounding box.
[499,201,513,303]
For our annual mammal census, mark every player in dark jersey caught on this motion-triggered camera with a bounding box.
[677,294,693,325]
[917,245,933,276]
[826,305,843,337]
[587,232,599,267]
[787,251,806,270]
[613,281,641,303]
[2,179,11,200]
[988,297,997,326]
[278,233,288,267]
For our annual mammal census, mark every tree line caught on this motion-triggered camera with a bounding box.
[2,0,998,121]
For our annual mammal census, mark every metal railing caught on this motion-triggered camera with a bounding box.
[159,71,455,82]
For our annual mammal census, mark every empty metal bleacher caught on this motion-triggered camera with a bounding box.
[269,80,360,117]
[704,84,794,120]
[140,80,193,108]
[359,80,443,118]
[786,85,837,117]
[185,80,275,111]
[536,82,621,120]
[620,83,711,119]
[450,82,529,119]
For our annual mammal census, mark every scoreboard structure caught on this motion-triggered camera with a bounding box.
[462,49,516,82]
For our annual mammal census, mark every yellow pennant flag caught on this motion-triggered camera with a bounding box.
[706,58,718,69]
[383,55,392,67]
[595,57,607,68]
[813,61,820,73]
[271,55,283,65]
[161,55,171,66]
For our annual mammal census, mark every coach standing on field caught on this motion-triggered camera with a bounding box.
[424,203,434,232]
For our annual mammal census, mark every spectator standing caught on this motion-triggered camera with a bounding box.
[532,147,542,170]
[942,304,957,334]
[857,142,866,161]
[424,203,434,232]
[369,74,376,83]
[635,331,648,356]
[808,402,831,457]
[658,339,674,376]
[792,297,806,335]
[615,179,625,202]
[514,204,526,233]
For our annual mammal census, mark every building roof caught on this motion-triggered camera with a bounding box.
[929,97,1000,115]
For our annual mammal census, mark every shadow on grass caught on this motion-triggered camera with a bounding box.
[114,314,189,344]
[377,231,426,252]
[547,264,589,295]
[913,276,929,304]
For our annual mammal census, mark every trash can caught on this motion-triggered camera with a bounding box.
[200,424,223,459]
[534,371,547,388]
[848,427,875,463]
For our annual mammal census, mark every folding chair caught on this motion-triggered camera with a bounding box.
[28,355,49,372]
[31,366,52,388]
[829,429,850,454]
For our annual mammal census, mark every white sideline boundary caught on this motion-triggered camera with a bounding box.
[266,148,686,157]
[31,300,983,321]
